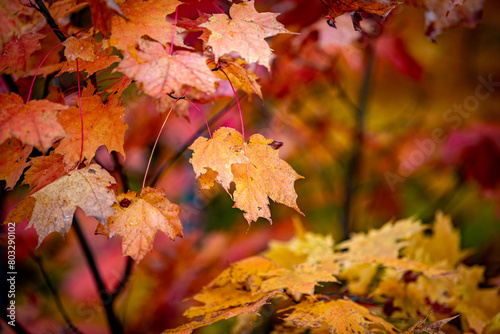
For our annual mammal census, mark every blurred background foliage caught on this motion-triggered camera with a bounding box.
[1,0,500,332]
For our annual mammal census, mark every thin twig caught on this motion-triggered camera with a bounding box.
[340,45,375,240]
[72,216,123,334]
[32,0,67,42]
[31,254,82,334]
[149,93,247,187]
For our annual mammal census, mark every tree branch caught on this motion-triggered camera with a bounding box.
[110,257,133,301]
[340,45,375,240]
[72,216,123,334]
[31,253,82,334]
[31,0,67,42]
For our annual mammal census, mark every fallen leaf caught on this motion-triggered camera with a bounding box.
[118,39,220,97]
[0,138,32,190]
[103,187,183,263]
[189,127,303,225]
[0,93,68,152]
[6,165,116,247]
[200,1,293,70]
[55,93,127,167]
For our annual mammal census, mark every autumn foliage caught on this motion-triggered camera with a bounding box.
[1,0,500,333]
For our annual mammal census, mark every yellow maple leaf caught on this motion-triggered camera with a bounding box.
[189,127,303,224]
[5,165,116,247]
[101,187,183,263]
[281,297,398,334]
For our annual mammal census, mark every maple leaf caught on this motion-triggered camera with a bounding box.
[260,262,338,297]
[0,93,68,152]
[189,127,303,225]
[163,288,280,334]
[403,314,460,334]
[282,297,398,334]
[200,1,293,70]
[118,39,220,97]
[5,165,116,247]
[218,55,263,99]
[320,0,398,21]
[409,0,485,40]
[108,0,185,53]
[0,138,32,190]
[55,93,127,167]
[337,217,424,258]
[0,32,43,73]
[102,187,183,263]
[87,0,124,39]
[22,153,66,194]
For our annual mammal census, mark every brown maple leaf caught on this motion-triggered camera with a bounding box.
[108,0,185,53]
[0,138,32,190]
[0,93,68,152]
[189,127,303,225]
[200,0,293,70]
[118,39,221,97]
[101,187,183,263]
[5,165,116,247]
[55,93,127,167]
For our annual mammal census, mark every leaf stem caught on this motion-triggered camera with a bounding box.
[143,86,191,189]
[340,45,375,240]
[26,42,63,102]
[169,7,178,56]
[75,59,84,170]
[185,99,212,138]
[72,216,123,334]
[31,253,82,334]
[219,68,245,141]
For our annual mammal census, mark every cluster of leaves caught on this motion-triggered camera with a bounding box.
[167,213,500,333]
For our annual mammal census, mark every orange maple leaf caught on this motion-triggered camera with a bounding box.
[218,55,263,99]
[87,0,123,39]
[189,127,303,225]
[5,165,116,247]
[55,93,127,167]
[103,187,183,263]
[118,39,221,97]
[108,0,185,52]
[200,0,293,70]
[282,297,398,333]
[60,35,120,76]
[0,93,68,152]
[0,138,32,190]
[22,153,66,194]
[0,32,43,73]
[320,0,398,20]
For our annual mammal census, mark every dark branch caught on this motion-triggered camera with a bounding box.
[72,216,124,334]
[340,45,375,240]
[167,92,186,100]
[31,0,67,42]
[31,254,82,334]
